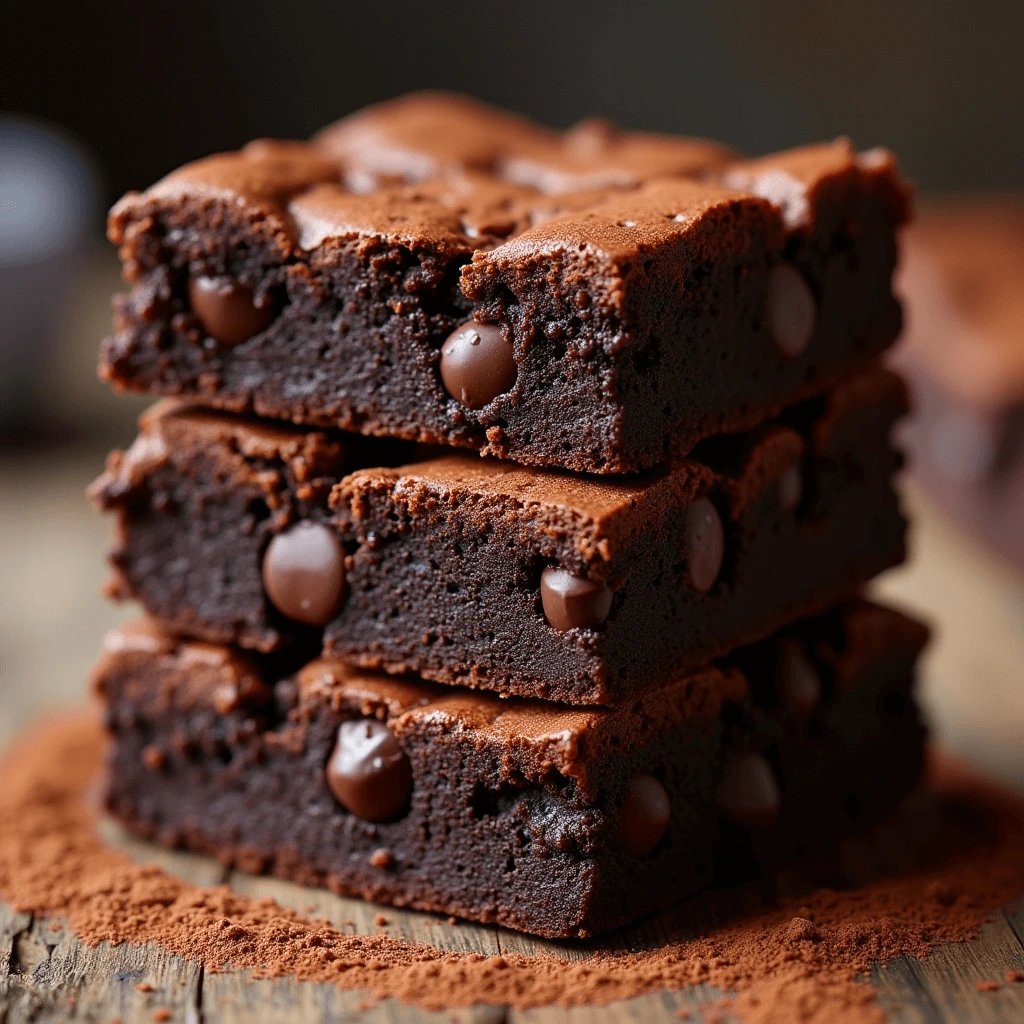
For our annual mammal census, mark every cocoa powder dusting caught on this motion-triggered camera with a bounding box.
[2,716,1024,1023]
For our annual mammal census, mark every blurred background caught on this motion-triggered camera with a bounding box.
[1,1,1022,781]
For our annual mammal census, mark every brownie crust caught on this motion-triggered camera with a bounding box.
[95,601,927,938]
[101,93,910,475]
[91,369,907,704]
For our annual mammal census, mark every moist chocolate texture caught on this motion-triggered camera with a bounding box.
[94,601,927,939]
[91,368,907,704]
[89,403,412,652]
[101,92,910,474]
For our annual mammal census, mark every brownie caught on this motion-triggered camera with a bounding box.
[94,600,928,938]
[91,368,908,704]
[101,92,910,474]
[89,406,413,651]
[892,200,1024,569]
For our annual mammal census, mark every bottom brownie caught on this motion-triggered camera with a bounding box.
[93,601,927,938]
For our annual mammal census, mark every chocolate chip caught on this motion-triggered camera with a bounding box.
[188,275,274,346]
[687,496,724,593]
[540,567,613,632]
[616,773,670,857]
[716,753,781,829]
[439,321,517,409]
[326,719,412,822]
[777,462,803,512]
[777,639,821,715]
[767,264,816,358]
[262,522,345,626]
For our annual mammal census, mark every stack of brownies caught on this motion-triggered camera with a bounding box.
[89,94,929,938]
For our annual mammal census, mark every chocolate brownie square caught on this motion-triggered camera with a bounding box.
[101,93,909,474]
[91,369,907,704]
[94,600,927,938]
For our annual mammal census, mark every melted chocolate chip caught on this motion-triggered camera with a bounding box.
[439,321,517,409]
[540,567,613,632]
[326,719,412,822]
[616,773,670,857]
[262,522,345,626]
[777,461,803,512]
[687,496,724,593]
[188,275,274,346]
[716,753,781,829]
[777,639,821,715]
[767,264,816,358]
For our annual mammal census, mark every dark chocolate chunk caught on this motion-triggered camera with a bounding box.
[767,264,817,358]
[187,276,273,346]
[262,522,345,626]
[439,321,517,409]
[540,567,613,632]
[616,773,671,857]
[325,718,412,822]
[716,753,781,829]
[777,639,821,714]
[687,496,724,593]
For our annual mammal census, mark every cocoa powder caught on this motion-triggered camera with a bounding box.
[2,715,1024,1023]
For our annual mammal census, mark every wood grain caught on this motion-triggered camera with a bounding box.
[6,823,1024,1021]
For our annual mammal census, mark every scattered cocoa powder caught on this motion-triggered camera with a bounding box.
[2,715,1024,1024]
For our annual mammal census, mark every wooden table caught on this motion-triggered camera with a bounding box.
[4,816,1024,1023]
[2,451,1024,1021]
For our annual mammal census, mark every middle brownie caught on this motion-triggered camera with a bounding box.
[92,367,906,705]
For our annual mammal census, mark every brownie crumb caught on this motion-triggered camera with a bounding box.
[369,848,394,869]
[1007,970,1024,983]
[152,1010,172,1022]
[786,917,820,943]
[374,914,388,927]
[134,981,154,993]
[976,980,1001,992]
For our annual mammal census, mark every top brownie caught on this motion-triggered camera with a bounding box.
[103,92,910,474]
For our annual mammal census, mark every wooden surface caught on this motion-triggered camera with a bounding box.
[2,444,1024,1019]
[3,817,1024,1023]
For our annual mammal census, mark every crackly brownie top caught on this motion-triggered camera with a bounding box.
[89,400,350,516]
[313,91,735,192]
[109,91,910,295]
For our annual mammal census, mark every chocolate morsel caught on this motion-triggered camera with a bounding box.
[326,718,412,822]
[767,264,816,358]
[778,461,803,512]
[616,773,671,857]
[716,753,781,829]
[687,496,724,593]
[439,321,517,409]
[777,638,822,715]
[540,567,613,632]
[262,522,345,626]
[188,275,274,346]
